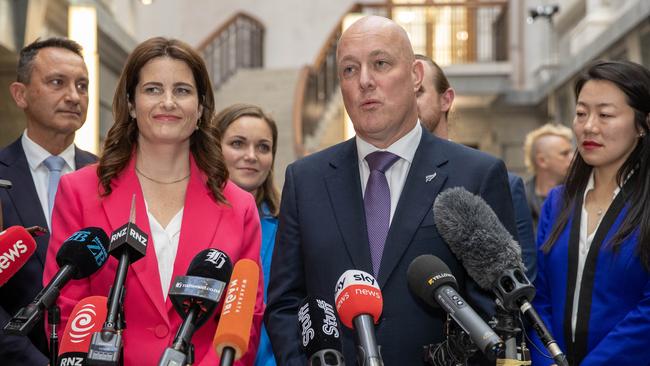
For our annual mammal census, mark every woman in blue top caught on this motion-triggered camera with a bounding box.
[217,104,280,366]
[531,60,650,365]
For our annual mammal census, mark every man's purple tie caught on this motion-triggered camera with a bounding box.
[364,151,400,277]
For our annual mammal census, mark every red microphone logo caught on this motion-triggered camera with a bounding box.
[334,270,383,329]
[59,296,108,356]
[69,302,100,343]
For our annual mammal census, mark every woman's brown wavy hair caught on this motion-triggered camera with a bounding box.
[97,37,228,203]
[215,104,280,216]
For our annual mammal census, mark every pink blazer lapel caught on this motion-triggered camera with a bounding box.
[164,157,223,315]
[100,157,168,320]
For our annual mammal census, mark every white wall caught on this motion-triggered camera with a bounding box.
[129,0,375,68]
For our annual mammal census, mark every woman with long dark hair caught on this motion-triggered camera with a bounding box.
[43,38,263,365]
[530,60,650,365]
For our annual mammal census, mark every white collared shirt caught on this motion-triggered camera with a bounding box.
[146,204,184,300]
[21,131,76,229]
[356,122,422,223]
[571,171,622,340]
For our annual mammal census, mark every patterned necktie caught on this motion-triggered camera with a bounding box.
[43,155,66,220]
[364,151,400,277]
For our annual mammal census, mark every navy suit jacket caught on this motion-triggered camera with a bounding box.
[265,129,517,365]
[0,137,96,365]
[508,173,537,282]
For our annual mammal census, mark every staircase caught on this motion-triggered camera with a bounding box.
[214,68,302,190]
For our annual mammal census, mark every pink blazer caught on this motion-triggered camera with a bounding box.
[43,156,264,365]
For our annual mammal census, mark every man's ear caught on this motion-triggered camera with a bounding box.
[440,88,455,113]
[9,82,28,109]
[536,152,548,169]
[412,59,424,93]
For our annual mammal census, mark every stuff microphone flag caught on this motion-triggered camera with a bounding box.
[213,258,259,366]
[334,269,383,366]
[299,296,345,366]
[0,226,37,286]
[57,296,108,366]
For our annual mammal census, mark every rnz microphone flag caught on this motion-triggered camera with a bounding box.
[58,296,108,366]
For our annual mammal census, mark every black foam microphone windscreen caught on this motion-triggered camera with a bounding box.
[56,227,110,279]
[432,187,524,289]
[187,248,233,282]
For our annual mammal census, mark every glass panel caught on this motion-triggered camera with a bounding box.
[394,7,427,56]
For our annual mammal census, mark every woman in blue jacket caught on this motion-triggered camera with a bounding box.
[531,60,650,365]
[217,104,280,366]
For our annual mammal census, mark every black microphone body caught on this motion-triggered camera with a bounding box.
[433,187,568,366]
[158,249,232,366]
[87,220,147,365]
[407,255,504,359]
[4,227,109,335]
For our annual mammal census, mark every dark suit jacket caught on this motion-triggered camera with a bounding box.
[265,130,517,365]
[508,173,537,282]
[0,137,96,365]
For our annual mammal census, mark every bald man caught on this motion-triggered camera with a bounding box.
[265,16,517,365]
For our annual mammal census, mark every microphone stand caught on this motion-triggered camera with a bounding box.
[493,305,529,365]
[86,251,129,366]
[48,304,60,366]
[353,315,383,366]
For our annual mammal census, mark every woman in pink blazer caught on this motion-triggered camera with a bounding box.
[43,37,263,365]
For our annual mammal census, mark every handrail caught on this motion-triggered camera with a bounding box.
[292,4,360,156]
[197,12,265,91]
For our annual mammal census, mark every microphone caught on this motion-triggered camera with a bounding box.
[0,226,37,286]
[433,187,568,366]
[212,258,260,366]
[87,195,147,365]
[407,254,504,358]
[57,296,108,366]
[158,248,233,366]
[334,269,383,366]
[299,295,345,366]
[4,227,109,335]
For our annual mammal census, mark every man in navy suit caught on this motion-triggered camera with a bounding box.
[265,16,517,365]
[415,54,536,281]
[0,37,97,365]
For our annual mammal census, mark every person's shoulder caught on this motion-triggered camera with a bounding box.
[0,137,23,164]
[432,137,501,166]
[222,180,255,207]
[63,163,100,185]
[290,139,354,171]
[547,185,565,202]
[74,146,99,163]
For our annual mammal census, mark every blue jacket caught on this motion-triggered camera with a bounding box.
[530,186,650,365]
[255,203,279,366]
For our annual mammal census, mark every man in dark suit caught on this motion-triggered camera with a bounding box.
[265,16,517,365]
[415,54,536,281]
[0,37,97,365]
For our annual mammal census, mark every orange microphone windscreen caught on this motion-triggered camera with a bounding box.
[212,258,259,360]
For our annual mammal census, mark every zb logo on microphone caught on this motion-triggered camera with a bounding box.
[67,231,108,266]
